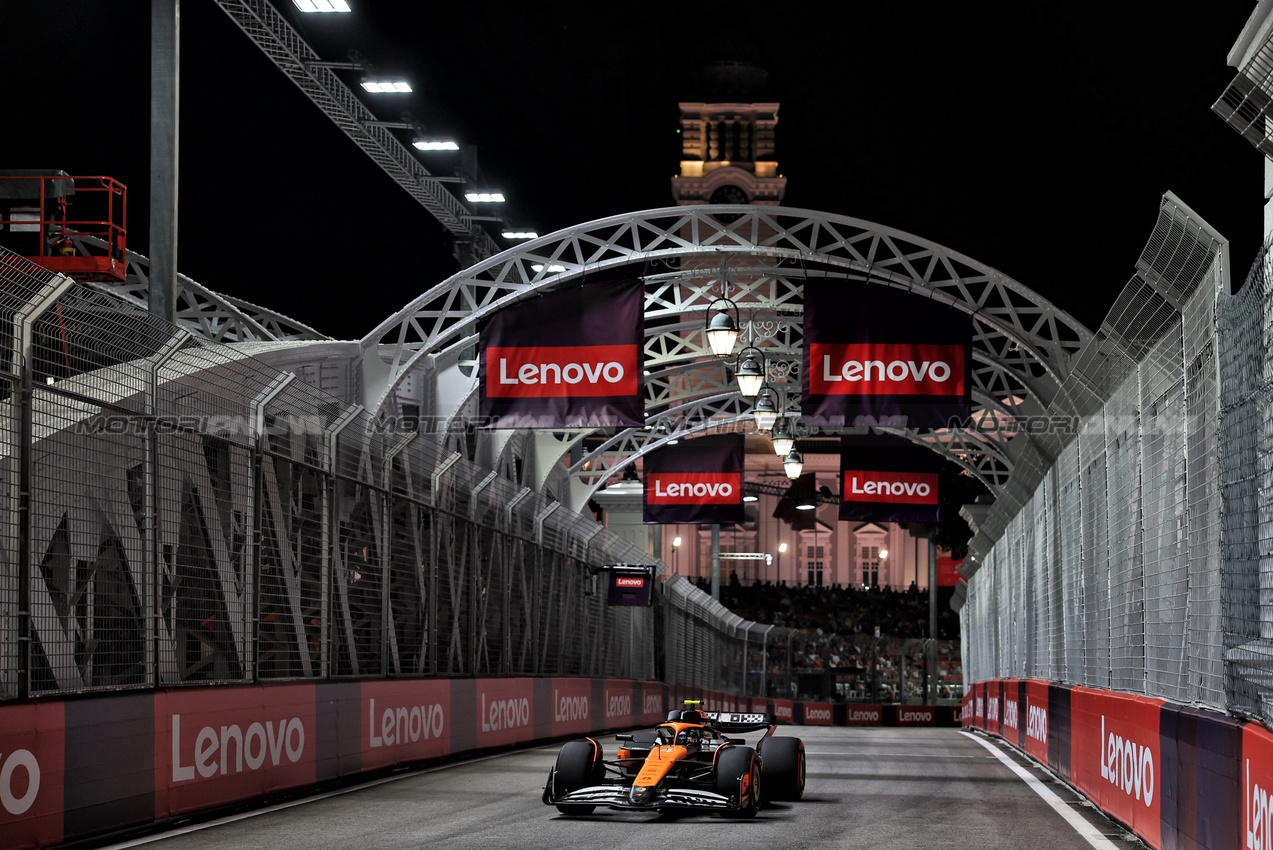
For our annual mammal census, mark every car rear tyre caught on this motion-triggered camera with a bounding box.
[758,736,805,801]
[553,740,601,815]
[716,746,759,818]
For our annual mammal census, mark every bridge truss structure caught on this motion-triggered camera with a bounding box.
[361,204,1095,520]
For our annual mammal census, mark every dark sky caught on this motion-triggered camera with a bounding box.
[6,1,1264,338]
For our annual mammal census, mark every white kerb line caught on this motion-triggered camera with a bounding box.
[963,730,1122,850]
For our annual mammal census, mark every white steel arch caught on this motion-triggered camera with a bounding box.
[360,205,1095,509]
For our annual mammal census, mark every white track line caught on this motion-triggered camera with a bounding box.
[963,731,1121,850]
[99,748,538,848]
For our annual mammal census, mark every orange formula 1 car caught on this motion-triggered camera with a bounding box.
[542,701,806,818]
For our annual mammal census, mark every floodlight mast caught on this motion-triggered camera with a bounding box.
[212,0,500,265]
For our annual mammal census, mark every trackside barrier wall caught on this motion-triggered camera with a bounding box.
[963,678,1273,850]
[0,678,961,849]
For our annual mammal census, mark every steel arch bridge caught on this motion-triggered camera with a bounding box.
[360,205,1095,511]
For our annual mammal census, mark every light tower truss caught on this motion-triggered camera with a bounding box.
[212,0,500,262]
[362,205,1095,516]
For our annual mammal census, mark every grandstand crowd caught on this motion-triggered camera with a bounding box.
[697,575,964,701]
[698,575,960,641]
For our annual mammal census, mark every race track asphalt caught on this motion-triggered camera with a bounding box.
[101,726,1146,850]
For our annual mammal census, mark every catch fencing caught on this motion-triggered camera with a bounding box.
[960,197,1273,728]
[0,247,779,702]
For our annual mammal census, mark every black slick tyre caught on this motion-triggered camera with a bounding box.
[716,745,760,818]
[553,740,601,815]
[759,736,805,801]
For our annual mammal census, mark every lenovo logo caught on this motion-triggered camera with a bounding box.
[482,694,531,732]
[615,577,645,588]
[647,473,740,504]
[606,692,632,719]
[775,704,793,721]
[171,714,305,782]
[643,693,663,716]
[487,344,638,398]
[1003,698,1019,730]
[846,707,881,723]
[844,471,938,505]
[1099,715,1155,806]
[0,749,39,815]
[898,708,934,724]
[805,707,831,722]
[809,342,965,396]
[1026,705,1048,744]
[1248,759,1271,850]
[368,698,445,748]
[553,691,588,722]
[987,698,1000,722]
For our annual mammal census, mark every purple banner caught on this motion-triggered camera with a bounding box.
[643,434,745,525]
[839,436,941,523]
[479,279,644,428]
[802,283,971,428]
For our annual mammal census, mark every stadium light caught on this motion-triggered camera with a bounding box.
[294,0,350,11]
[414,138,460,151]
[465,191,505,203]
[502,230,538,240]
[361,79,412,93]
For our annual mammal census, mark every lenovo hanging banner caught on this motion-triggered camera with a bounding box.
[840,437,941,523]
[802,283,971,428]
[643,434,745,525]
[479,279,644,428]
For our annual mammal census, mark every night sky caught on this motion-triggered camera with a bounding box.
[6,1,1264,338]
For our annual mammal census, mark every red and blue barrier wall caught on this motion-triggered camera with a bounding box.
[963,679,1273,850]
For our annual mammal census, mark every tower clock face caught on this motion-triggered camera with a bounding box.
[710,184,749,205]
[709,184,749,222]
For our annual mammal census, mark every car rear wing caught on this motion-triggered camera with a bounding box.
[701,711,777,732]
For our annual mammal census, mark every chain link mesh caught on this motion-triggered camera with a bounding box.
[962,214,1236,717]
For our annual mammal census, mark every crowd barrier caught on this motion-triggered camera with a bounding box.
[2,678,961,849]
[963,678,1273,850]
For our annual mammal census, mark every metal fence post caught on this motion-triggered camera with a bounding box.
[145,329,189,687]
[14,274,75,698]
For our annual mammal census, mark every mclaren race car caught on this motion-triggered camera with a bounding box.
[542,700,806,818]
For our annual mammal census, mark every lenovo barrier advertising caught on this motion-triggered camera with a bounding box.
[839,436,941,523]
[643,434,745,525]
[802,282,971,428]
[479,279,644,428]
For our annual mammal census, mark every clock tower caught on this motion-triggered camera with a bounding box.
[671,61,787,208]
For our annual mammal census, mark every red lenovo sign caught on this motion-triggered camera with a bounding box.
[843,470,938,505]
[808,342,965,396]
[484,344,638,397]
[646,472,740,504]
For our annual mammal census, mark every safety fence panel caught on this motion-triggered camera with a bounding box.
[963,235,1229,717]
[0,374,15,699]
[1219,243,1273,725]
